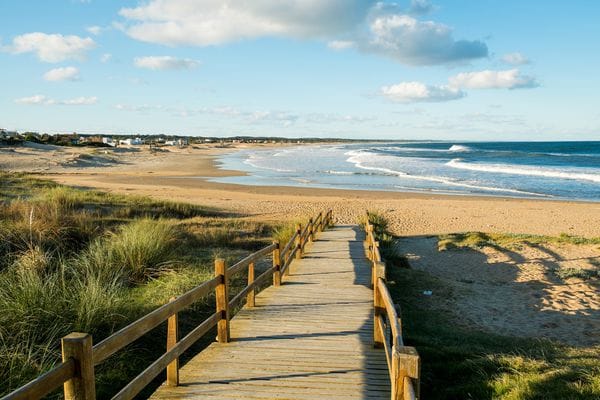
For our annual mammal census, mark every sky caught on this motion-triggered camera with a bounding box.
[1,0,599,140]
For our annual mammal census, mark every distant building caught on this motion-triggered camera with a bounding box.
[102,137,117,147]
[119,137,143,146]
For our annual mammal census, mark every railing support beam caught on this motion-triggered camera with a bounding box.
[391,346,420,400]
[247,262,256,307]
[166,300,179,387]
[295,223,302,260]
[215,258,230,343]
[273,241,281,286]
[373,262,386,348]
[62,333,95,400]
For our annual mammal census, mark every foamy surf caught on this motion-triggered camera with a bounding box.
[214,141,600,201]
[447,159,600,184]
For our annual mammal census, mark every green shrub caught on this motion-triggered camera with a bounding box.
[80,219,179,284]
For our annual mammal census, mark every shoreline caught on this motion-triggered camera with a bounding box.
[7,144,590,238]
[3,141,600,237]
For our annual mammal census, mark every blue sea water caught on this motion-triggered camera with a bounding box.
[213,142,600,201]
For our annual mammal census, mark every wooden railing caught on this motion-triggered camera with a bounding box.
[2,210,333,400]
[364,217,421,400]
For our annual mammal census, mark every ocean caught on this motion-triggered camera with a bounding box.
[214,141,600,202]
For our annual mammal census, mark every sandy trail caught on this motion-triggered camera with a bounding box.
[401,237,599,346]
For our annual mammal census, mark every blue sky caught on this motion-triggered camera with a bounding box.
[1,0,599,140]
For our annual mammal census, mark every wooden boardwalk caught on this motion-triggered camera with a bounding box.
[150,225,390,400]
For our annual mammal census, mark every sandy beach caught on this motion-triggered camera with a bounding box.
[3,142,600,238]
[2,142,599,346]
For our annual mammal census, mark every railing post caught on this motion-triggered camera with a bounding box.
[371,241,379,289]
[166,299,179,387]
[373,262,386,348]
[308,218,314,243]
[295,223,302,260]
[273,241,281,286]
[391,346,420,400]
[247,262,256,307]
[62,333,95,400]
[215,258,230,343]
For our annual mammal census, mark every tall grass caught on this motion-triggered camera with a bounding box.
[80,219,179,284]
[0,173,280,398]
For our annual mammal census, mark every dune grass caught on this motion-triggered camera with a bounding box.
[368,214,600,399]
[438,231,600,252]
[0,172,280,398]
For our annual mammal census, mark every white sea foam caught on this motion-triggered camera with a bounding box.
[447,158,600,183]
[243,154,294,172]
[448,144,473,152]
[345,150,548,196]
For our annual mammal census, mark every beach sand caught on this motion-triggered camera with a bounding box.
[2,142,599,345]
[4,142,599,238]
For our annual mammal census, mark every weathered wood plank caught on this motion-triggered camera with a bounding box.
[150,225,390,400]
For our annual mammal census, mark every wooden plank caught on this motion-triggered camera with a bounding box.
[112,312,219,400]
[150,225,391,400]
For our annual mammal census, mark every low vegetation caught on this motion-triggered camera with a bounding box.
[368,214,600,399]
[0,172,288,398]
[438,231,600,252]
[362,211,410,268]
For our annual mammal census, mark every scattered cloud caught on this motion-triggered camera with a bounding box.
[134,56,199,70]
[115,103,163,112]
[100,53,112,63]
[449,69,539,89]
[7,32,95,62]
[43,66,80,81]
[381,82,465,103]
[327,40,355,50]
[119,0,373,46]
[118,1,486,66]
[86,26,102,35]
[14,95,50,105]
[62,96,97,105]
[501,52,530,65]
[14,95,97,105]
[364,14,488,65]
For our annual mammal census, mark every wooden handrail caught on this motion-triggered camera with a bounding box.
[228,243,278,276]
[363,214,420,400]
[376,278,402,347]
[2,210,332,400]
[2,359,76,400]
[93,275,221,364]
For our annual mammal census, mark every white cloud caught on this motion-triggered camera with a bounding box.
[449,69,539,89]
[134,56,199,70]
[8,32,95,62]
[100,53,112,63]
[115,103,163,112]
[14,95,97,105]
[501,52,530,65]
[62,96,97,105]
[15,95,52,105]
[365,14,487,65]
[327,40,355,50]
[119,0,373,46]
[86,26,102,35]
[43,66,80,81]
[381,82,465,103]
[117,1,487,66]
